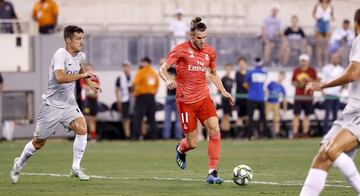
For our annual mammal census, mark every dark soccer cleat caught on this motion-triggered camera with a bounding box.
[207,170,224,184]
[175,143,186,169]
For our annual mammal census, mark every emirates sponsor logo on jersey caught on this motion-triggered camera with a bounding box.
[187,61,207,72]
[188,64,208,72]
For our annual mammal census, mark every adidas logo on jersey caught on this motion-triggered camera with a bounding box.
[205,54,209,61]
[188,48,195,58]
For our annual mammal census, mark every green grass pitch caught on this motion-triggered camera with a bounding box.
[0,139,356,195]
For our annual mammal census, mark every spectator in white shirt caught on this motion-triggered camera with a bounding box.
[329,19,355,65]
[169,8,187,49]
[320,53,344,134]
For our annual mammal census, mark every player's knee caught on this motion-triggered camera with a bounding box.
[207,123,220,135]
[209,131,221,141]
[73,124,87,135]
[312,148,332,170]
[315,149,329,163]
[32,139,46,150]
[76,127,87,135]
[325,144,341,161]
[188,140,197,149]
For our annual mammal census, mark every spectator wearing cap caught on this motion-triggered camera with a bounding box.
[245,57,268,139]
[169,8,188,49]
[320,53,344,134]
[291,54,317,138]
[132,57,159,140]
[261,4,283,66]
[115,61,133,139]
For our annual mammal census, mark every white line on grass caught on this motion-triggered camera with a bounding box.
[21,172,350,188]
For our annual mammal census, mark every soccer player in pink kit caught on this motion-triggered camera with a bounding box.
[159,17,234,184]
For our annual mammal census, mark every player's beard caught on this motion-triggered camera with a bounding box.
[195,41,204,49]
[74,45,83,53]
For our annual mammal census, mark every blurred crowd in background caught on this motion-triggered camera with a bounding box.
[0,0,356,141]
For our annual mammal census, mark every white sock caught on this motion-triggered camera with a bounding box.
[333,153,360,193]
[17,140,37,167]
[300,168,327,196]
[72,134,87,170]
[208,169,215,174]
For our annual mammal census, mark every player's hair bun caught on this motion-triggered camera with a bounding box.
[190,17,207,32]
[191,17,202,25]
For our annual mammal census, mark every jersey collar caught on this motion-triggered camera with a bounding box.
[188,41,204,52]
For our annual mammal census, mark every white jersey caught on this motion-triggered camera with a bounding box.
[348,35,360,105]
[44,48,86,108]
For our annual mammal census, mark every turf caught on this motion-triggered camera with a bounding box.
[0,139,356,195]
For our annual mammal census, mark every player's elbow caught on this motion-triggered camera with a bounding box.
[55,72,66,83]
[55,75,64,83]
[347,72,359,82]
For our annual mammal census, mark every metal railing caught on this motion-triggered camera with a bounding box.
[0,19,32,34]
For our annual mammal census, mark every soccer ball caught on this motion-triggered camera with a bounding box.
[232,164,253,186]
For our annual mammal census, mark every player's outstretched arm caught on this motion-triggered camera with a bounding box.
[306,61,360,93]
[54,69,93,83]
[158,62,178,89]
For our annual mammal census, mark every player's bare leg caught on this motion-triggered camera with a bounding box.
[176,129,197,169]
[10,137,46,183]
[203,116,223,184]
[301,129,360,195]
[69,117,90,181]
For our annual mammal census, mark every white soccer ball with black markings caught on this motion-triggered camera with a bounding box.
[233,164,253,186]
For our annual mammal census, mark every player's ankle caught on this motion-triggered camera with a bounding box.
[208,169,216,174]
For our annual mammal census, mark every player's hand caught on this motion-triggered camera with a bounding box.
[87,81,102,94]
[82,71,96,79]
[166,79,178,90]
[222,91,235,106]
[305,82,322,95]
